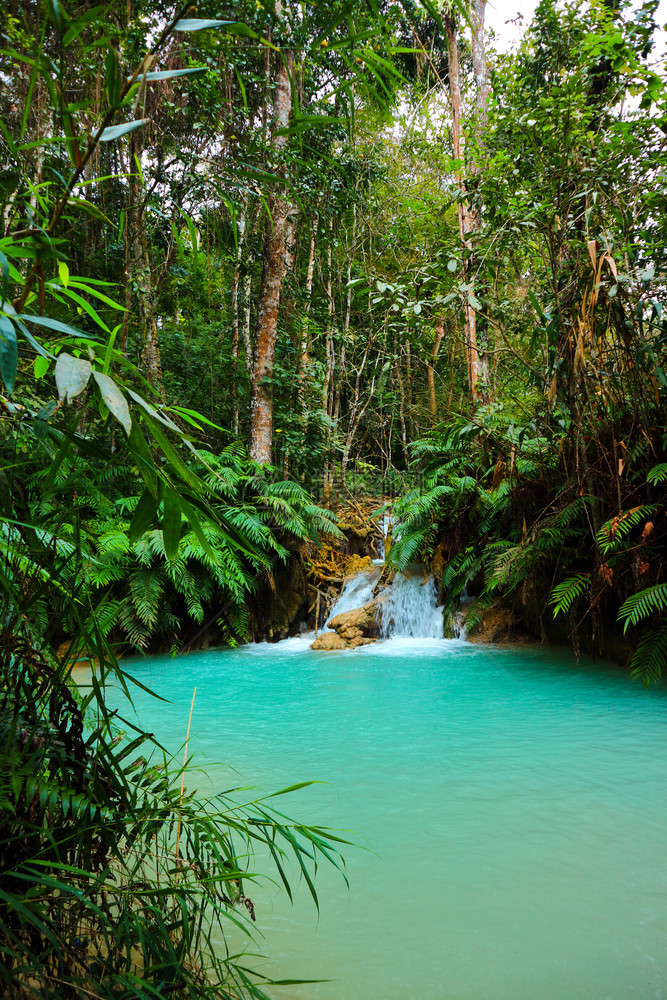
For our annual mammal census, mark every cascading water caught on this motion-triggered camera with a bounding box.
[324,566,444,641]
[449,588,473,639]
[326,569,380,624]
[378,571,443,638]
[374,513,393,563]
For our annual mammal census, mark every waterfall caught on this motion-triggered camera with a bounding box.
[326,569,380,624]
[379,572,443,639]
[450,609,468,640]
[374,513,393,563]
[323,566,445,642]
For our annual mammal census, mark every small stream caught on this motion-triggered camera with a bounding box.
[102,625,667,1000]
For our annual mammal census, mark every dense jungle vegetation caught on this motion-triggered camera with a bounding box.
[1,0,666,995]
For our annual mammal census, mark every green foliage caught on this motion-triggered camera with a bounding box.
[626,622,667,687]
[596,505,658,557]
[618,584,667,631]
[550,573,590,618]
[0,635,346,998]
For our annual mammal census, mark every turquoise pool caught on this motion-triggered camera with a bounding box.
[103,636,667,999]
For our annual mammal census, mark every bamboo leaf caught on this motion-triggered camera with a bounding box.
[98,119,149,142]
[162,485,182,559]
[172,18,233,31]
[92,371,132,435]
[0,314,18,394]
[18,313,92,339]
[55,352,92,402]
[144,67,208,80]
[129,488,159,542]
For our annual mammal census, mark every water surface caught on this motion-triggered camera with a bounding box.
[103,637,667,1000]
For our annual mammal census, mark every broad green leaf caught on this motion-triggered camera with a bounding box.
[105,45,121,107]
[68,279,126,311]
[58,260,69,288]
[0,314,18,394]
[92,371,131,435]
[162,486,182,559]
[34,355,50,378]
[183,214,199,272]
[51,284,110,332]
[0,250,9,304]
[46,0,64,34]
[142,415,203,491]
[129,488,158,542]
[128,421,158,497]
[177,492,216,560]
[55,353,92,402]
[98,119,149,142]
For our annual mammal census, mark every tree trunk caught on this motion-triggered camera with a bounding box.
[249,20,293,465]
[322,217,336,504]
[427,322,445,421]
[298,213,318,409]
[230,204,246,435]
[445,7,487,405]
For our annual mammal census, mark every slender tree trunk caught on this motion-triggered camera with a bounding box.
[322,216,335,504]
[241,201,257,376]
[298,213,318,410]
[445,7,488,405]
[427,322,445,421]
[230,205,246,435]
[249,13,293,465]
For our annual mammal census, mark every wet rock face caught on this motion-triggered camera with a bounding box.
[310,598,381,650]
[464,603,529,645]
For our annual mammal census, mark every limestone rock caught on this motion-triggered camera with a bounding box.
[311,631,349,651]
[344,554,375,577]
[310,596,382,650]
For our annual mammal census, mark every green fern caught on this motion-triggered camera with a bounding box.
[618,583,667,630]
[549,573,590,618]
[596,505,657,556]
[628,622,667,686]
[647,463,667,485]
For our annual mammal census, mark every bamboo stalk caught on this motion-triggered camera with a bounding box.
[175,686,196,867]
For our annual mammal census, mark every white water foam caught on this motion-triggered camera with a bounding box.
[326,569,380,624]
[379,571,443,639]
[375,513,393,562]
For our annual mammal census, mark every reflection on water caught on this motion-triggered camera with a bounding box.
[101,638,667,1000]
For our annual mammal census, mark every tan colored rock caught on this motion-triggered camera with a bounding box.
[329,599,380,637]
[344,554,375,577]
[311,596,382,650]
[311,631,349,651]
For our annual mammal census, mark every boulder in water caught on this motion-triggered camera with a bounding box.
[310,631,349,651]
[310,598,381,650]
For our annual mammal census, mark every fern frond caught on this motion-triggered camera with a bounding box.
[549,573,590,618]
[618,583,667,630]
[629,622,667,686]
[647,463,667,485]
[597,505,658,556]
